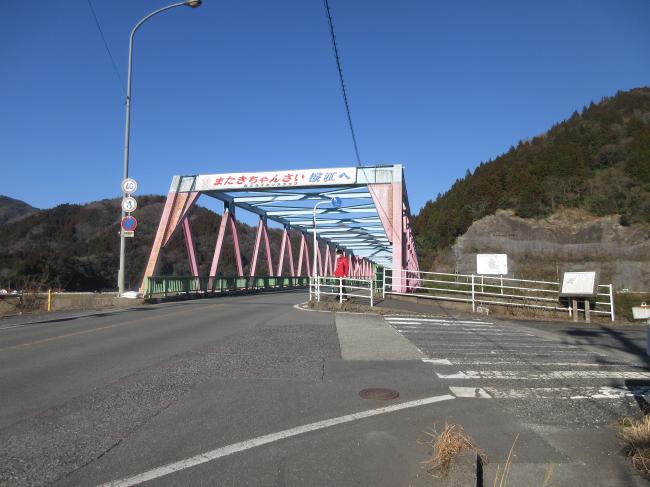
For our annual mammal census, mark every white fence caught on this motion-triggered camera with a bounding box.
[384,269,615,321]
[310,276,376,306]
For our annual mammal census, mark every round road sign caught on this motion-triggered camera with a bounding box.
[121,178,138,194]
[121,215,138,232]
[121,196,137,213]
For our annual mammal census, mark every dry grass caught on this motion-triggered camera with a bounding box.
[491,433,518,487]
[619,415,650,478]
[420,423,487,477]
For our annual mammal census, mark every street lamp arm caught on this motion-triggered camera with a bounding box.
[129,2,187,44]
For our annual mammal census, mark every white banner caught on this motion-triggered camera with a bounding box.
[194,167,357,191]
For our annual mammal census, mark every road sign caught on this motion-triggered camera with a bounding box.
[121,196,137,213]
[560,271,599,297]
[121,178,138,194]
[121,215,138,232]
[123,231,134,238]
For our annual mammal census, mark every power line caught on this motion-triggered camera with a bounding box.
[323,0,362,166]
[86,0,126,96]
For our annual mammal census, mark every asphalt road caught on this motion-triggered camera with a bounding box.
[1,292,648,486]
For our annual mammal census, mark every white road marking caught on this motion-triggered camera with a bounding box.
[482,386,650,400]
[385,317,494,325]
[99,394,456,487]
[395,327,533,336]
[449,386,492,398]
[0,324,25,330]
[422,358,453,365]
[436,370,650,380]
[441,360,634,367]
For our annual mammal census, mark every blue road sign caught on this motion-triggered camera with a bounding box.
[121,215,138,232]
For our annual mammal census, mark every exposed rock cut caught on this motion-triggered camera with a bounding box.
[449,208,650,290]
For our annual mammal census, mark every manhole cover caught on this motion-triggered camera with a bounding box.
[358,388,400,400]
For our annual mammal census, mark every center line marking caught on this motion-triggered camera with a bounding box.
[99,394,455,487]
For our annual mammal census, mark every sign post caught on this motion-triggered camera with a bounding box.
[560,271,599,323]
[632,304,650,356]
[119,178,137,295]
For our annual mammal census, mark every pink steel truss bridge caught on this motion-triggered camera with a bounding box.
[140,164,419,293]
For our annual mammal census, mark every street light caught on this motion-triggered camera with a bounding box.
[118,1,202,295]
[312,197,342,279]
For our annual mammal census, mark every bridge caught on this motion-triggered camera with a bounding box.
[139,164,419,296]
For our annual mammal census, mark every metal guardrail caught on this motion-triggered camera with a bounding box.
[384,269,615,321]
[309,276,377,306]
[144,276,309,299]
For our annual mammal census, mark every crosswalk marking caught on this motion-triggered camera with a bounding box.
[436,370,650,380]
[384,313,650,403]
[482,386,650,400]
[449,386,492,398]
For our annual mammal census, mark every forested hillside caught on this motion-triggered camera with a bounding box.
[413,87,650,267]
[0,196,294,291]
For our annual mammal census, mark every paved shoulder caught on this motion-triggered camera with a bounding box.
[336,313,424,360]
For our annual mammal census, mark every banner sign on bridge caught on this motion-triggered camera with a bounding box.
[195,167,357,191]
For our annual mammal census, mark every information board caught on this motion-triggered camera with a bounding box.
[560,271,599,297]
[476,254,508,275]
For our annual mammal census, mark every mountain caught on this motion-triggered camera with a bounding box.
[413,87,650,284]
[0,196,39,225]
[0,196,296,292]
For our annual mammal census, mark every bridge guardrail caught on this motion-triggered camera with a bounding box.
[144,276,309,299]
[310,276,377,306]
[384,269,615,321]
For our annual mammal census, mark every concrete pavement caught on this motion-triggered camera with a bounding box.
[1,291,647,486]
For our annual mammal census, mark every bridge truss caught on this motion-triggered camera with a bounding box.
[139,164,419,293]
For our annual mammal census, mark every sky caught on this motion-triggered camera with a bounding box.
[1,0,649,223]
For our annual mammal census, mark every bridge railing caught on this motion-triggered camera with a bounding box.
[384,269,615,321]
[309,276,377,306]
[144,276,309,299]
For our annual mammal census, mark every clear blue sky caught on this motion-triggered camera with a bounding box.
[1,0,649,218]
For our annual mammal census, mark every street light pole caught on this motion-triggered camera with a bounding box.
[312,197,342,279]
[118,1,202,295]
[312,201,328,279]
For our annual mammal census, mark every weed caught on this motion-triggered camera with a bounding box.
[420,423,487,478]
[619,415,650,478]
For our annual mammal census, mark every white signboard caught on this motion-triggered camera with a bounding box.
[121,196,137,213]
[121,178,138,194]
[194,167,357,191]
[560,271,598,297]
[476,254,508,275]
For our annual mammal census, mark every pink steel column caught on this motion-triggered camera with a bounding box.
[276,228,287,276]
[249,217,264,277]
[317,243,323,276]
[229,209,244,277]
[208,208,231,287]
[277,228,296,277]
[392,182,404,292]
[324,245,331,277]
[262,221,273,276]
[139,188,199,294]
[297,233,311,276]
[139,190,178,293]
[286,231,295,276]
[182,217,199,278]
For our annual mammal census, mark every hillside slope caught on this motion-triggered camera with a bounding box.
[414,87,650,275]
[0,196,39,225]
[0,196,294,291]
[445,208,650,290]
